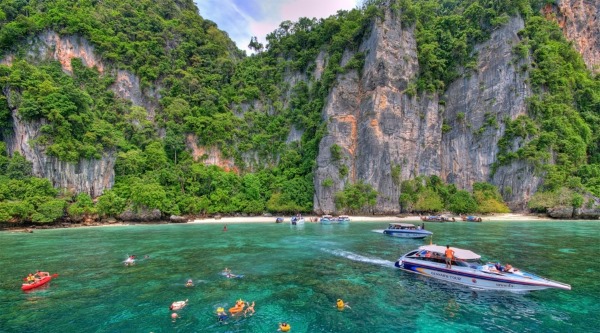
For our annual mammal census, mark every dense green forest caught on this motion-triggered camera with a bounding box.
[0,0,598,223]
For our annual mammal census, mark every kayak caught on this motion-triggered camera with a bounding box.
[21,275,53,291]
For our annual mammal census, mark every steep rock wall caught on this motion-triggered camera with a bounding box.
[314,12,539,214]
[4,111,115,197]
[442,17,540,211]
[314,8,431,214]
[548,0,600,73]
[1,31,158,197]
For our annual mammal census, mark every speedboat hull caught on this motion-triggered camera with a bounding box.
[395,246,571,291]
[383,229,432,239]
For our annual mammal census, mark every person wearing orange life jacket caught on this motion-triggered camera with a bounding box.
[445,245,455,269]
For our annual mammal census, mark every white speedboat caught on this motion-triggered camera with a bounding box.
[320,215,333,225]
[291,215,305,225]
[337,215,350,224]
[395,245,571,291]
[383,223,432,239]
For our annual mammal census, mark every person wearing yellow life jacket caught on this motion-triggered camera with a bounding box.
[336,299,351,310]
[216,307,228,322]
[26,273,36,284]
[278,322,291,332]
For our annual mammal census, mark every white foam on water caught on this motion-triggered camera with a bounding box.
[322,248,396,268]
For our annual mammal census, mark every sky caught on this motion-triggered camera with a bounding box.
[194,0,360,52]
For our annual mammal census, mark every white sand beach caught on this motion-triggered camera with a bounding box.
[189,213,551,224]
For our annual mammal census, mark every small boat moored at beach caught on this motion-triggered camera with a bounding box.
[320,215,333,224]
[383,223,432,239]
[337,215,350,224]
[460,215,482,222]
[420,215,455,222]
[291,215,305,225]
[395,245,571,291]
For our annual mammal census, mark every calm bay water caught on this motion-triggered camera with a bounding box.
[0,220,599,333]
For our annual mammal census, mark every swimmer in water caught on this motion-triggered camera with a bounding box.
[244,301,255,317]
[169,299,188,311]
[336,299,351,310]
[216,307,228,322]
[278,322,291,332]
[186,279,193,287]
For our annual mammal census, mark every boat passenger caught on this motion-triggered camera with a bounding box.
[445,245,455,269]
[35,270,49,278]
[504,264,514,273]
[278,322,291,332]
[26,273,36,284]
[169,299,188,311]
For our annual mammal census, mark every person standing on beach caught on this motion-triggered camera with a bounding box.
[445,245,455,269]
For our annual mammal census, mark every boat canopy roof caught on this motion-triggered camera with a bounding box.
[418,245,481,260]
[389,223,415,227]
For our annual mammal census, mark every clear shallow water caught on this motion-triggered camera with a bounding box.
[0,220,599,333]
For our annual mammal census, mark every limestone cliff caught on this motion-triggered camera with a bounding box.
[1,31,159,196]
[314,13,538,214]
[547,0,600,74]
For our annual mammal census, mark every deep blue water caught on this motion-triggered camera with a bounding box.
[0,220,599,333]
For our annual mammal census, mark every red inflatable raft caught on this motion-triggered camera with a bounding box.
[21,274,56,291]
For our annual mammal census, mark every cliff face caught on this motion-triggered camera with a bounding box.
[313,13,539,214]
[1,31,158,196]
[442,17,541,211]
[549,0,600,73]
[314,9,427,214]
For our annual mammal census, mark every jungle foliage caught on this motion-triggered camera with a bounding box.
[399,175,509,214]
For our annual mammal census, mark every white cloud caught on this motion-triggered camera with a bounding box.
[194,0,359,52]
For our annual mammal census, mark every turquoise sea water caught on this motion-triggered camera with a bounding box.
[0,220,599,333]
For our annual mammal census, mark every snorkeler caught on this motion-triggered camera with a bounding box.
[336,299,351,310]
[169,299,188,311]
[244,301,255,316]
[278,322,291,332]
[216,307,228,322]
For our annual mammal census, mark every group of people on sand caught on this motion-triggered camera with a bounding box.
[25,271,49,284]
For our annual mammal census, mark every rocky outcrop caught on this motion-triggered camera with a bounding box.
[547,0,600,74]
[119,207,162,221]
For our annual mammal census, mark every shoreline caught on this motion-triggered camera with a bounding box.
[188,213,552,224]
[0,213,575,233]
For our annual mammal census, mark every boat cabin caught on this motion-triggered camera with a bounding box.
[388,223,419,230]
[405,245,482,267]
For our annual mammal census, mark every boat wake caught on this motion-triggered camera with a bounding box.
[322,248,395,268]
